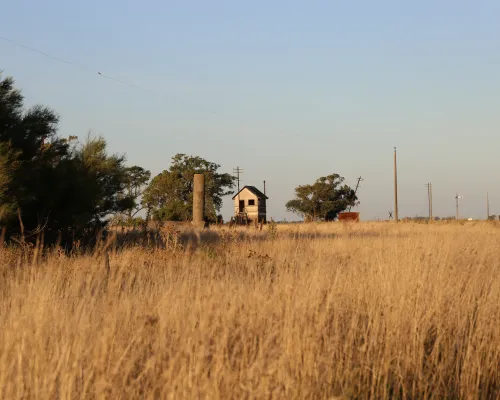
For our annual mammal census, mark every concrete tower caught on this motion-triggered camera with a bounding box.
[192,173,205,228]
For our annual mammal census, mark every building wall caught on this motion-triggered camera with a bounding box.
[233,189,266,221]
[258,198,266,214]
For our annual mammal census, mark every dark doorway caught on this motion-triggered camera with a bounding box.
[239,200,245,212]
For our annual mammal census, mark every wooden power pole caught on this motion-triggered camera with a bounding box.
[233,167,244,193]
[426,182,433,222]
[394,147,399,222]
[430,183,433,221]
[233,166,244,222]
[455,193,463,221]
[487,192,490,220]
[347,176,363,212]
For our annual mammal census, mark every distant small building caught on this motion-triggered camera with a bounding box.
[232,186,268,224]
[338,212,360,222]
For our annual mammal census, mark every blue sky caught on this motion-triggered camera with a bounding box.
[2,1,499,220]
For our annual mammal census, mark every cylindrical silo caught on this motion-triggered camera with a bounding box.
[192,173,205,228]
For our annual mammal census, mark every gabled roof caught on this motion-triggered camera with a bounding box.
[232,185,268,200]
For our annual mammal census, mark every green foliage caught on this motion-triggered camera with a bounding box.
[0,142,20,219]
[0,72,70,227]
[0,72,134,245]
[143,154,235,223]
[123,166,151,217]
[285,174,358,221]
[75,135,135,221]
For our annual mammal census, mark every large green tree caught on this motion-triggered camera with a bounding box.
[0,142,19,219]
[123,166,151,218]
[0,72,134,245]
[286,174,358,221]
[143,154,235,223]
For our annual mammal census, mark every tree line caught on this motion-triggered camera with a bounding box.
[0,72,238,246]
[0,71,359,247]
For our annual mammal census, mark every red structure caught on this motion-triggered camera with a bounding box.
[338,212,360,222]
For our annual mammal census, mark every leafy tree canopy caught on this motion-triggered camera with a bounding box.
[143,154,235,223]
[0,72,135,245]
[285,174,358,221]
[123,165,151,218]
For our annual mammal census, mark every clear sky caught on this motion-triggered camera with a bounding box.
[2,1,499,221]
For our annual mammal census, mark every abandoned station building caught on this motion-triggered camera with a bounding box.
[232,186,268,224]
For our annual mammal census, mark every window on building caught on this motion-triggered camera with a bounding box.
[248,199,255,206]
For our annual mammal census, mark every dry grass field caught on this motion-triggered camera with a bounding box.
[0,221,499,399]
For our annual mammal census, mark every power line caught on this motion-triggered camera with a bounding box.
[0,36,94,74]
[0,36,197,101]
[0,35,225,116]
[0,35,290,138]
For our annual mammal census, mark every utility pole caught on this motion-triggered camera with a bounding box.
[430,183,433,221]
[233,166,244,193]
[233,166,244,222]
[394,147,399,222]
[425,183,433,222]
[348,176,363,212]
[455,193,463,221]
[487,192,490,220]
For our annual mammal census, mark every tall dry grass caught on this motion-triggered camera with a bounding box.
[0,222,499,399]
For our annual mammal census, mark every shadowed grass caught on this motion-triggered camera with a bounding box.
[0,222,499,398]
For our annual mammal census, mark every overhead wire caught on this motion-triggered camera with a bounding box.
[1,35,311,208]
[1,36,95,74]
[0,35,287,138]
